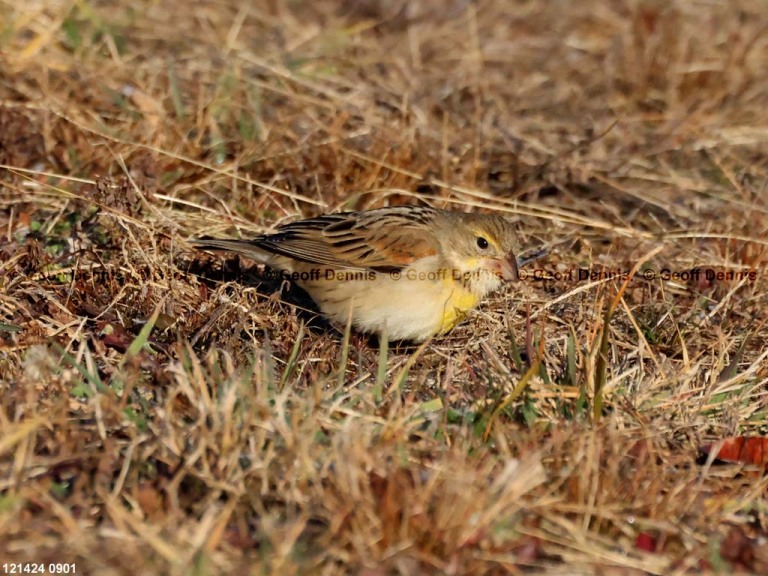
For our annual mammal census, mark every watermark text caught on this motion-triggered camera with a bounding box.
[517,267,757,283]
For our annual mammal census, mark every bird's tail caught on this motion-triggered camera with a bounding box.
[191,238,272,265]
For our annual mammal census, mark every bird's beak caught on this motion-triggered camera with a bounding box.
[489,254,519,281]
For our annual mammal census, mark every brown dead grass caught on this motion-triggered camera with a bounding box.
[3,0,768,573]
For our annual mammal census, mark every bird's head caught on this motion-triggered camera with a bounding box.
[437,212,519,295]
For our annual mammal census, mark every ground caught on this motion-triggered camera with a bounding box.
[2,0,768,574]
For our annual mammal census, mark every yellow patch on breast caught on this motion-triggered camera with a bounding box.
[438,278,480,333]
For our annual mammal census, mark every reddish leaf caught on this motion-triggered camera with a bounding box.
[136,482,166,520]
[98,321,133,353]
[635,531,657,553]
[700,436,768,469]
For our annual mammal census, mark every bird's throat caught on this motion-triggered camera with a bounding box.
[438,278,481,332]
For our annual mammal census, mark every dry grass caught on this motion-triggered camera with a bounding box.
[3,0,768,573]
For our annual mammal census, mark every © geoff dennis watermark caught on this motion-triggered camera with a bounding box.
[517,267,758,283]
[259,266,758,283]
[260,267,501,282]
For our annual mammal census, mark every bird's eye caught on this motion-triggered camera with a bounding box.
[476,236,489,250]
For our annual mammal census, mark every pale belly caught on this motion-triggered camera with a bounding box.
[299,267,480,341]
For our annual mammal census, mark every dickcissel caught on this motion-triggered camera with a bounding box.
[193,205,519,342]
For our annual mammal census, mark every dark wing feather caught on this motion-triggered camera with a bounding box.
[252,206,440,271]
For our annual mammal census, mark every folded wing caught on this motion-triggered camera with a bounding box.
[253,206,439,271]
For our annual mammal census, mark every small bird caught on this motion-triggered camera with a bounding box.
[193,205,519,342]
